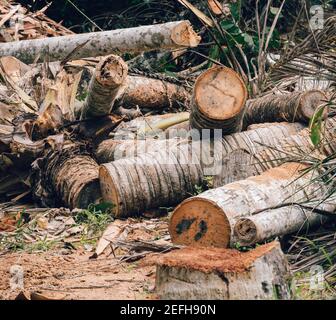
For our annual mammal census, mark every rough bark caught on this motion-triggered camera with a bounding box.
[155,242,292,300]
[243,90,327,129]
[190,66,247,134]
[213,117,336,187]
[34,145,101,209]
[80,55,128,119]
[112,112,190,140]
[170,163,327,248]
[116,75,192,109]
[99,144,203,217]
[95,121,303,164]
[96,138,184,164]
[233,205,333,246]
[0,20,201,64]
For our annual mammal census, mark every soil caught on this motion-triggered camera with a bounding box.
[0,249,157,300]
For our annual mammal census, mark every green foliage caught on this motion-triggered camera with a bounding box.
[208,2,281,75]
[75,202,114,236]
[309,104,328,146]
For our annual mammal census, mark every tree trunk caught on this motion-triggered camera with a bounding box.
[97,122,304,216]
[233,205,333,246]
[96,138,184,164]
[0,21,201,64]
[213,117,336,187]
[80,55,128,119]
[99,144,203,217]
[34,145,101,209]
[190,66,247,134]
[242,90,327,129]
[102,121,303,164]
[155,241,292,300]
[116,75,192,109]
[170,163,326,248]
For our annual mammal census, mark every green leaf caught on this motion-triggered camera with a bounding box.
[309,105,326,146]
[270,6,280,15]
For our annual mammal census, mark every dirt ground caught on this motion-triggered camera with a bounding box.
[0,249,157,300]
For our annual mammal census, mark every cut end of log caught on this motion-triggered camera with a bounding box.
[155,241,292,300]
[171,21,201,47]
[299,90,328,120]
[95,54,128,87]
[169,198,231,248]
[99,164,121,216]
[194,66,247,121]
[233,218,257,246]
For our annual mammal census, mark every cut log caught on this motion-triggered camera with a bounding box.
[0,21,201,64]
[213,117,336,187]
[35,145,101,209]
[116,75,192,109]
[190,66,247,134]
[155,242,292,300]
[96,138,184,164]
[169,163,326,248]
[233,205,333,246]
[243,90,327,129]
[99,144,203,217]
[97,121,303,164]
[80,55,128,119]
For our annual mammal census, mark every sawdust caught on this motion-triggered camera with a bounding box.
[153,241,279,274]
[0,249,157,300]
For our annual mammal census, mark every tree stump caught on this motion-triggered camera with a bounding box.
[155,242,292,300]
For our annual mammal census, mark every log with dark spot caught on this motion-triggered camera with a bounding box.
[170,163,326,248]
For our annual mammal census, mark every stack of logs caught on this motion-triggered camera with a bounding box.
[1,2,335,300]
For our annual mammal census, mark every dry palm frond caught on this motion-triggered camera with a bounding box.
[287,229,336,288]
[0,0,73,42]
[266,16,336,91]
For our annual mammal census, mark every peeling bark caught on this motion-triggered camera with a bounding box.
[116,75,192,109]
[81,55,128,119]
[0,21,201,64]
[99,144,203,217]
[155,242,292,300]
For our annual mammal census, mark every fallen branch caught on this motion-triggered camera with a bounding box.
[0,20,201,63]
